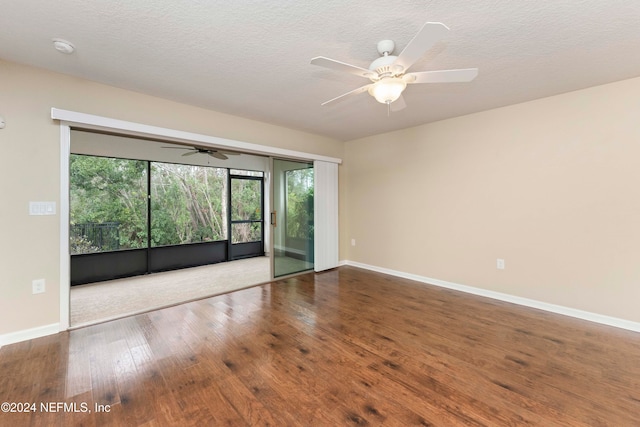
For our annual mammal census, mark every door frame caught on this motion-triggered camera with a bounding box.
[228,173,265,260]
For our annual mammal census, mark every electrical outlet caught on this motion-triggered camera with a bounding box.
[351,238,356,246]
[497,259,505,270]
[32,279,45,294]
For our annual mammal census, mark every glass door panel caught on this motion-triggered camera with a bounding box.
[272,159,314,277]
[230,175,264,260]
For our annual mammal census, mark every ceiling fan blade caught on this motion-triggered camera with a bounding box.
[390,95,406,112]
[219,151,240,156]
[394,22,449,73]
[209,151,228,160]
[404,68,478,84]
[182,151,198,156]
[321,84,373,106]
[311,56,374,79]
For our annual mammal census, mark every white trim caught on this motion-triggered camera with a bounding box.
[51,108,342,164]
[344,260,640,333]
[268,158,275,280]
[0,324,60,347]
[59,125,71,331]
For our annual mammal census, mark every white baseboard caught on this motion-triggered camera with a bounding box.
[3,261,637,347]
[344,260,640,333]
[0,323,60,348]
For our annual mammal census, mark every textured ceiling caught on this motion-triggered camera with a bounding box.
[2,1,640,141]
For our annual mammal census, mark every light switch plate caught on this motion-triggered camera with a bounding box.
[32,279,45,294]
[29,202,56,215]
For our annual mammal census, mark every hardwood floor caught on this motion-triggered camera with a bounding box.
[1,266,639,426]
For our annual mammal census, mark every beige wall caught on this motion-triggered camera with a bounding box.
[0,59,343,335]
[2,55,638,337]
[344,76,640,323]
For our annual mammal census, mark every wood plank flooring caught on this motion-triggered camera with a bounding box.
[1,266,639,426]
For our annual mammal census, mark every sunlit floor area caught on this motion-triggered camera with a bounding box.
[70,256,270,327]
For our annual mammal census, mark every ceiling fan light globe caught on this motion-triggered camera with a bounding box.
[368,77,407,104]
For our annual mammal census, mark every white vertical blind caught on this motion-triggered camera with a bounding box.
[314,160,339,272]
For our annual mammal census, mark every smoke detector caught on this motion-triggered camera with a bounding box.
[52,39,75,54]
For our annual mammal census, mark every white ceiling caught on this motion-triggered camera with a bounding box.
[70,130,269,171]
[2,1,640,141]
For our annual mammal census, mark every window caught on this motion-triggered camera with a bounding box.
[69,155,147,254]
[151,163,228,246]
[70,153,265,284]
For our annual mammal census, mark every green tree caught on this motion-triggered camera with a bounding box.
[286,168,314,239]
[151,163,228,246]
[69,155,147,253]
[70,155,262,252]
[230,177,262,243]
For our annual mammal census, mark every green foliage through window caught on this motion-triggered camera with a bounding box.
[69,155,262,254]
[285,168,314,240]
[70,155,147,254]
[151,163,228,246]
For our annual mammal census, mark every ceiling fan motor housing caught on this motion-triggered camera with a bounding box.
[369,54,403,80]
[370,40,404,78]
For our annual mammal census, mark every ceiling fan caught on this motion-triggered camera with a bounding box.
[162,146,240,160]
[310,21,478,111]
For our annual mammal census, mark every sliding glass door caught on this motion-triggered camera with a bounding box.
[272,159,314,277]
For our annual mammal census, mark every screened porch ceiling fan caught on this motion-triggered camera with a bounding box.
[162,146,240,160]
[310,21,478,111]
